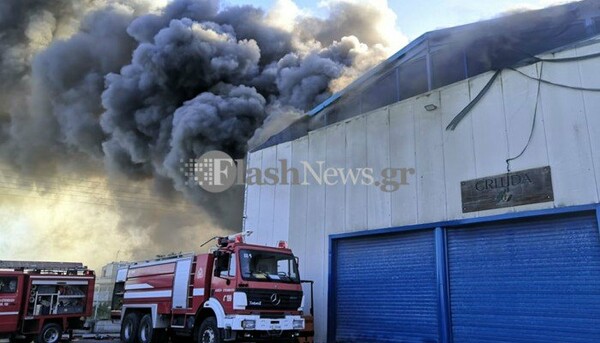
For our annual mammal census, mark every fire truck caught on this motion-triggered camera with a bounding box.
[0,261,95,343]
[114,232,307,343]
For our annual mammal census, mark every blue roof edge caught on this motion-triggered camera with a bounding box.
[306,0,591,117]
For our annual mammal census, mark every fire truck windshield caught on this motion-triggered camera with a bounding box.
[239,250,300,283]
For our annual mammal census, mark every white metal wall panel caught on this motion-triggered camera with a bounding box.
[366,108,392,229]
[415,93,447,223]
[257,146,277,246]
[244,150,262,245]
[501,64,554,213]
[325,123,346,234]
[322,122,346,341]
[502,64,550,172]
[469,72,516,217]
[273,142,292,244]
[542,49,598,206]
[344,116,368,232]
[306,130,327,343]
[440,82,477,219]
[470,73,510,177]
[389,100,418,226]
[576,44,600,202]
[288,137,309,276]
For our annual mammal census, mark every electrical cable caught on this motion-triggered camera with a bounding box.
[445,49,600,131]
[533,51,600,63]
[0,168,198,210]
[0,176,198,212]
[505,62,544,173]
[508,67,600,92]
[0,179,194,210]
[504,57,600,171]
[0,167,161,195]
[0,189,195,213]
[446,70,502,131]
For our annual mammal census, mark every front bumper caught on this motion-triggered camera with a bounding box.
[222,314,304,331]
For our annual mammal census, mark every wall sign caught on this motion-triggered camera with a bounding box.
[461,166,553,213]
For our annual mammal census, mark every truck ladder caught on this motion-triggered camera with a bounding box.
[187,257,197,308]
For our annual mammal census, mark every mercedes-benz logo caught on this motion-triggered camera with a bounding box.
[270,293,281,306]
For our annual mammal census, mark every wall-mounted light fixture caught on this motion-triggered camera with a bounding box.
[422,91,440,111]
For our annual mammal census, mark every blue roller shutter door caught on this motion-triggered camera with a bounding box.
[333,229,439,343]
[447,212,600,342]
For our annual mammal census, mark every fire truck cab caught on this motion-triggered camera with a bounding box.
[0,261,95,343]
[117,233,305,343]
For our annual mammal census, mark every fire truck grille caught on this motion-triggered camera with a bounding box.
[243,289,302,311]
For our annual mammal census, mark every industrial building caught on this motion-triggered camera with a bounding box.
[244,1,600,342]
[93,261,129,318]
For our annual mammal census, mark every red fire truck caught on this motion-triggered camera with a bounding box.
[114,232,306,343]
[0,261,95,343]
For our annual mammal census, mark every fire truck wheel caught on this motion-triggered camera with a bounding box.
[37,323,62,343]
[138,314,167,343]
[197,317,222,343]
[121,312,141,343]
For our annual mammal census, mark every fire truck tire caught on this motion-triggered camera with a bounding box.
[36,323,62,343]
[197,317,222,343]
[121,312,141,343]
[138,314,167,343]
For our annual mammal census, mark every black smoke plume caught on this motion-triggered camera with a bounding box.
[0,0,399,256]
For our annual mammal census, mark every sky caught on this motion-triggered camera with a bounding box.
[225,0,568,41]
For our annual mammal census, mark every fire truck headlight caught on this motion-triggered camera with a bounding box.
[293,319,304,329]
[233,292,248,310]
[242,320,256,330]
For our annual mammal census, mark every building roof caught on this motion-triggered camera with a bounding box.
[252,0,600,152]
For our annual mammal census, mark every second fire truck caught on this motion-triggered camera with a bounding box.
[0,261,95,343]
[114,232,306,343]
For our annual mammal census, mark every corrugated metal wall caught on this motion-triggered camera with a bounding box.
[243,40,600,342]
[333,230,438,342]
[329,210,600,342]
[447,213,600,342]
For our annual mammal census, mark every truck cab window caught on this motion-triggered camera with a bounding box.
[0,277,17,293]
[219,254,236,277]
[228,253,236,277]
[216,253,236,277]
